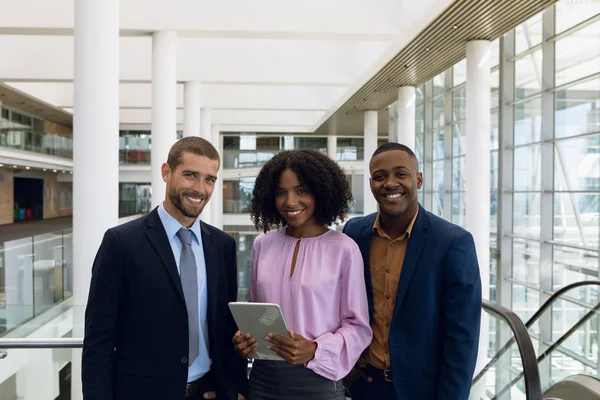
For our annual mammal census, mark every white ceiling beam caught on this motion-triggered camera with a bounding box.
[7,82,348,111]
[0,0,403,37]
[0,36,390,84]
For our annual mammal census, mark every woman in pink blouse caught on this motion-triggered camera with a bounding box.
[232,149,372,400]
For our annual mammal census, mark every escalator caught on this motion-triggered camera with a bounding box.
[472,281,600,400]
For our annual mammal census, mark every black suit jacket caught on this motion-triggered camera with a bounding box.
[82,208,247,400]
[343,206,481,400]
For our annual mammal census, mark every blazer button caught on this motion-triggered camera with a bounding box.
[181,320,188,327]
[181,356,188,364]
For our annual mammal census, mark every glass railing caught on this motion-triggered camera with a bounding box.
[0,131,73,158]
[476,281,600,398]
[472,300,542,399]
[0,229,73,337]
[223,149,279,169]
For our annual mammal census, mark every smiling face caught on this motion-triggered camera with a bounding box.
[369,149,422,218]
[162,151,219,227]
[274,168,317,231]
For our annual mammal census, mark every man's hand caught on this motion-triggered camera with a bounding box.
[202,392,246,399]
[265,330,317,365]
[232,330,257,359]
[342,367,372,394]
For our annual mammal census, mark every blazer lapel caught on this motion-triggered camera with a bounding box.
[145,209,185,304]
[200,222,219,338]
[356,213,378,322]
[392,206,428,325]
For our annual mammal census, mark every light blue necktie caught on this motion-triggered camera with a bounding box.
[176,229,200,365]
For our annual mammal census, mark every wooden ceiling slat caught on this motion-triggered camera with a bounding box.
[317,0,557,134]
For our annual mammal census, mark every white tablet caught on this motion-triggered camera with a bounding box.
[228,302,290,361]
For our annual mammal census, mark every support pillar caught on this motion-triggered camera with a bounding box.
[396,86,416,151]
[151,31,178,208]
[183,81,201,138]
[364,111,379,215]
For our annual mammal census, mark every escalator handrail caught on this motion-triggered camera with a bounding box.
[474,299,542,400]
[473,281,600,388]
[525,281,600,329]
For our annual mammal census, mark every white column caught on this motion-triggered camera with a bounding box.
[327,135,337,160]
[73,1,119,398]
[364,111,379,215]
[199,109,213,225]
[210,125,223,230]
[396,86,416,151]
[183,81,201,138]
[201,108,211,141]
[151,31,178,208]
[388,102,397,143]
[466,40,491,382]
[73,0,119,306]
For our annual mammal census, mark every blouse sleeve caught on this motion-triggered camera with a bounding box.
[305,243,373,381]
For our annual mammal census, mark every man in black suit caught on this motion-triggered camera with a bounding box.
[83,137,247,400]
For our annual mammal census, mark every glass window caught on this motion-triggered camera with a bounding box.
[433,129,444,160]
[513,239,540,284]
[515,49,543,99]
[452,156,465,191]
[555,78,600,139]
[491,68,500,109]
[433,160,445,216]
[415,105,425,162]
[416,85,425,106]
[515,13,543,55]
[491,110,499,151]
[512,284,540,322]
[555,20,600,87]
[556,0,600,34]
[453,59,467,86]
[490,38,501,68]
[515,97,542,146]
[337,138,364,161]
[433,97,445,129]
[451,190,465,227]
[433,72,445,97]
[513,192,542,238]
[452,122,466,157]
[514,145,542,191]
[452,87,466,122]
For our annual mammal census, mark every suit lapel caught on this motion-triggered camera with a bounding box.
[200,222,219,338]
[356,213,378,321]
[145,209,185,304]
[392,206,428,325]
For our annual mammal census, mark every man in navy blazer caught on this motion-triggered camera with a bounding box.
[83,137,247,400]
[342,142,481,400]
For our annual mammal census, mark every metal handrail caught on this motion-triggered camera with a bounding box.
[476,299,542,400]
[474,281,600,387]
[0,338,82,349]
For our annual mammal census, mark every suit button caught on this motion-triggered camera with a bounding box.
[181,320,188,327]
[181,356,188,364]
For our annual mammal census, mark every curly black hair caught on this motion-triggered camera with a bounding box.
[251,149,353,233]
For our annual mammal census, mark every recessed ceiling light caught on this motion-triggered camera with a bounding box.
[53,169,57,173]
[0,163,3,167]
[425,47,430,51]
[25,166,30,170]
[69,171,73,174]
[12,165,17,168]
[62,170,66,173]
[43,168,47,171]
[453,25,458,29]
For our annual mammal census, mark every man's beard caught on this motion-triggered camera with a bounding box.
[169,187,207,218]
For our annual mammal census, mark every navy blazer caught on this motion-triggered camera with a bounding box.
[343,205,481,400]
[82,208,247,400]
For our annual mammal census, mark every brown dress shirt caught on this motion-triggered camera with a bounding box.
[361,208,419,369]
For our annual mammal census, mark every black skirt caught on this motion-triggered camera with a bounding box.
[248,360,346,400]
